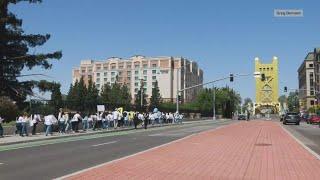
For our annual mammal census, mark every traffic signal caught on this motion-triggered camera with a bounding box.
[284,86,287,92]
[178,95,182,102]
[261,73,265,81]
[230,74,234,82]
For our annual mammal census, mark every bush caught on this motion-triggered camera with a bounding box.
[0,96,20,122]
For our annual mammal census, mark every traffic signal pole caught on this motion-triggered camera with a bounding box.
[176,73,259,116]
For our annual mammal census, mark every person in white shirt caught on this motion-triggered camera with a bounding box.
[44,115,54,136]
[106,112,113,129]
[31,114,41,135]
[112,109,119,129]
[21,112,29,137]
[82,114,89,131]
[72,112,82,133]
[0,115,4,138]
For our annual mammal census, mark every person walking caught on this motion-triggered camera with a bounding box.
[44,115,53,136]
[133,112,139,129]
[72,112,82,133]
[31,114,41,135]
[112,109,119,129]
[0,116,4,138]
[58,112,66,134]
[16,115,23,136]
[64,112,71,133]
[82,114,89,131]
[21,112,29,137]
[123,111,128,127]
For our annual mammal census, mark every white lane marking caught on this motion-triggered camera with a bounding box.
[91,141,117,147]
[0,163,4,165]
[55,123,233,180]
[280,124,320,160]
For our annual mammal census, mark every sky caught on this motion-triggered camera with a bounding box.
[10,0,320,102]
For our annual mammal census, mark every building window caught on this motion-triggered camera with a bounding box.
[152,70,157,74]
[152,82,157,87]
[96,78,100,82]
[143,88,147,92]
[144,76,147,81]
[104,72,107,76]
[152,64,157,67]
[127,65,131,69]
[143,64,148,68]
[311,100,315,106]
[135,76,139,80]
[96,73,100,76]
[135,65,140,69]
[135,82,139,86]
[309,64,314,68]
[135,71,139,75]
[111,66,116,69]
[119,66,123,69]
[119,72,122,76]
[152,76,157,80]
[143,70,147,75]
[127,77,131,81]
[135,88,138,93]
[111,72,115,76]
[127,71,131,76]
[104,78,107,81]
[118,77,123,81]
[96,84,100,88]
[96,67,101,70]
[111,77,115,82]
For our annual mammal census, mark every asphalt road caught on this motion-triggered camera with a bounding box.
[282,120,320,155]
[0,120,235,180]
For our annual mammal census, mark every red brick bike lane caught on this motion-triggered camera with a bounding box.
[63,121,320,180]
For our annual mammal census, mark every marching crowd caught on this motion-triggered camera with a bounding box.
[0,108,184,138]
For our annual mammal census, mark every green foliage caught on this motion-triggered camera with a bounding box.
[0,0,62,107]
[0,96,19,122]
[149,81,162,110]
[287,92,299,112]
[85,78,99,113]
[49,82,62,114]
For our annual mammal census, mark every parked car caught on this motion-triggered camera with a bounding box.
[238,114,247,120]
[307,115,320,124]
[283,112,300,125]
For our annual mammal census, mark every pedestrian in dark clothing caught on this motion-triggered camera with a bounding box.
[0,116,4,138]
[133,113,139,129]
[144,113,148,129]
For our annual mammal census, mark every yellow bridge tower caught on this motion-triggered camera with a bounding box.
[254,56,280,115]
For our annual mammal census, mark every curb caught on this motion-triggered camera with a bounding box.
[0,119,229,146]
[280,123,320,160]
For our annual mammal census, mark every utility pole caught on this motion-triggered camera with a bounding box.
[176,68,179,114]
[213,84,216,120]
[140,79,144,111]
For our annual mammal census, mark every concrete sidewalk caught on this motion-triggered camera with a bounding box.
[0,119,220,146]
[63,120,320,180]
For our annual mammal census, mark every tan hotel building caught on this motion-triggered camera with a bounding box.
[72,55,204,103]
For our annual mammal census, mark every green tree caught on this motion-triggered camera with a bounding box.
[119,84,131,109]
[50,82,62,114]
[85,78,99,113]
[100,83,111,106]
[149,81,162,110]
[287,91,299,112]
[76,77,87,112]
[0,0,62,107]
[66,82,76,110]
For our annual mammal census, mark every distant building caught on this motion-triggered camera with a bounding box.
[298,48,320,111]
[254,56,280,115]
[72,55,203,103]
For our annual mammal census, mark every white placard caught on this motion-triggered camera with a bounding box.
[97,105,105,112]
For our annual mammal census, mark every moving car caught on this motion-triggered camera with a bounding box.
[238,114,247,120]
[307,115,320,124]
[283,112,300,125]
